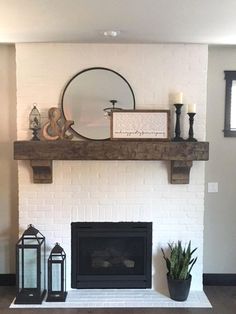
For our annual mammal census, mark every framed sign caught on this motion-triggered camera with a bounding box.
[111,110,170,140]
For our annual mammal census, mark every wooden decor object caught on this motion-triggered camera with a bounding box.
[171,161,193,184]
[41,107,74,141]
[30,160,52,184]
[14,141,209,184]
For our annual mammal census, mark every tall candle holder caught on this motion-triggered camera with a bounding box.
[186,112,197,142]
[173,104,184,142]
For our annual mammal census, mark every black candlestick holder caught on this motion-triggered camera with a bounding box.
[173,103,184,142]
[186,112,197,142]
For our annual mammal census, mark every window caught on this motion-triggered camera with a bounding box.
[224,71,236,137]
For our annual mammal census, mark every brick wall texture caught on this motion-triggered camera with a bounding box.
[15,44,208,293]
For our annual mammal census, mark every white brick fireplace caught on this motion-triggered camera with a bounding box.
[15,43,208,296]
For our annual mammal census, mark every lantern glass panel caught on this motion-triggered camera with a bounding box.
[18,249,22,290]
[19,248,37,289]
[52,263,61,291]
[22,235,40,245]
[29,105,41,129]
[40,243,45,294]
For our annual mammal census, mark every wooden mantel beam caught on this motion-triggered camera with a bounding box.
[14,140,209,184]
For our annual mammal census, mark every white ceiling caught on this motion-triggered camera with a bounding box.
[1,0,236,44]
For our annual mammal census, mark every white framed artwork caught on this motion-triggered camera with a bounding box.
[111,110,170,140]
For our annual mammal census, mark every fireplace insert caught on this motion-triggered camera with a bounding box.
[71,222,152,288]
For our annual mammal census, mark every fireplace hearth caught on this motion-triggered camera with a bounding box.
[71,222,152,289]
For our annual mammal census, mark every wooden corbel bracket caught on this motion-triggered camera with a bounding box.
[30,160,52,183]
[170,160,193,184]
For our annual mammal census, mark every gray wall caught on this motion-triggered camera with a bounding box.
[0,44,17,274]
[204,46,236,273]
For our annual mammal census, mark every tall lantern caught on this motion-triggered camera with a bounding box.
[15,224,46,304]
[46,243,67,302]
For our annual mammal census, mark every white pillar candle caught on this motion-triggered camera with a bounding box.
[173,92,183,104]
[187,104,196,113]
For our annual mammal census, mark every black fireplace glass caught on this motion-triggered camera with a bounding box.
[71,222,152,289]
[78,236,145,276]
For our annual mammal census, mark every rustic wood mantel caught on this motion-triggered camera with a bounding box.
[14,140,209,184]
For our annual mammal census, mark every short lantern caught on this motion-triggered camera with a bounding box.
[46,243,67,302]
[29,104,41,141]
[15,224,46,304]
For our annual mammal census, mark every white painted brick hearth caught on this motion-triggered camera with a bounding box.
[15,44,208,296]
[11,289,211,308]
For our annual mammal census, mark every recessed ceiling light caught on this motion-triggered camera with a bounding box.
[103,30,121,37]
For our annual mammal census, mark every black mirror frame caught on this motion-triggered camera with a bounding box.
[61,67,136,141]
[224,71,236,137]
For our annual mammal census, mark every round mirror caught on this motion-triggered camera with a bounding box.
[61,67,135,140]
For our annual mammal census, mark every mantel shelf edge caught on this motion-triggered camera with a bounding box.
[14,140,209,184]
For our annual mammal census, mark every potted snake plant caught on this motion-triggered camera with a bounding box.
[161,241,197,301]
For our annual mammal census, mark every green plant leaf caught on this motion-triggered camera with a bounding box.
[161,240,197,280]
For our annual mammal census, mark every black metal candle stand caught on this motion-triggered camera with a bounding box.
[186,112,197,142]
[172,103,184,142]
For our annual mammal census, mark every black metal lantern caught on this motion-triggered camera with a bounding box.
[46,243,67,302]
[29,104,41,141]
[15,224,46,304]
